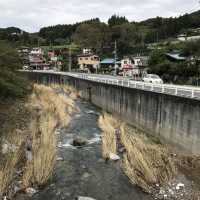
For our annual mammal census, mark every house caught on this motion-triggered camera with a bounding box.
[100,58,121,73]
[83,48,92,54]
[28,47,51,70]
[30,48,44,56]
[29,55,48,70]
[77,49,100,73]
[121,56,149,77]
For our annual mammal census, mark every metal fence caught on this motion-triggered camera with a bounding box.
[23,70,200,100]
[67,72,200,100]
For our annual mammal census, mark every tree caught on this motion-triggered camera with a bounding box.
[108,15,129,27]
[182,39,200,57]
[73,22,110,54]
[0,41,29,97]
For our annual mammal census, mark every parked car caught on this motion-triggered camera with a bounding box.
[142,74,163,84]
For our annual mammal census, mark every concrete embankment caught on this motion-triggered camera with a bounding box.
[24,72,200,154]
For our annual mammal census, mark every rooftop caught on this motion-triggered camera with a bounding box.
[165,53,186,61]
[100,58,121,64]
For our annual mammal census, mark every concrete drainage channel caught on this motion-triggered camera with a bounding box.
[16,99,151,200]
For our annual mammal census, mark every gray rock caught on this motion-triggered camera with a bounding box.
[26,187,37,196]
[109,153,120,161]
[81,172,91,180]
[56,157,64,161]
[73,137,88,147]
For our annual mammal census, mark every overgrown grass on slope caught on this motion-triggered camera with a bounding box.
[98,113,119,159]
[120,124,177,193]
[22,84,75,188]
[0,84,76,197]
[99,112,176,193]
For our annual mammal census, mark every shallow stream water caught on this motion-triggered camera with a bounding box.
[17,99,151,200]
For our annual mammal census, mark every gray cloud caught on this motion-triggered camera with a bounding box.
[0,0,198,32]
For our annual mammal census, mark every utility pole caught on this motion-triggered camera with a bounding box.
[114,40,117,75]
[69,45,72,72]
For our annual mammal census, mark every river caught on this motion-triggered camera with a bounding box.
[17,99,151,200]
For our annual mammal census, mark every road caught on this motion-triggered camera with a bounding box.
[67,72,200,100]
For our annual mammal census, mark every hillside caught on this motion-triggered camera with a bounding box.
[35,10,200,44]
[1,10,200,56]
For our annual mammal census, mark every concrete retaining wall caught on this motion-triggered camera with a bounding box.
[24,72,200,154]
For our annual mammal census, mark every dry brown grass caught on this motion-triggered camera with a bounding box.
[0,131,26,197]
[192,192,200,200]
[120,124,176,193]
[98,113,119,159]
[21,84,75,188]
[51,84,81,100]
[0,83,76,196]
[0,153,20,196]
[22,115,57,188]
[98,111,176,193]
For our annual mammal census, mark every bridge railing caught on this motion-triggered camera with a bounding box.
[67,72,200,100]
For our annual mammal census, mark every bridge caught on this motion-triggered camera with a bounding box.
[22,70,200,154]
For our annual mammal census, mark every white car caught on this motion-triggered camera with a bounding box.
[143,74,163,84]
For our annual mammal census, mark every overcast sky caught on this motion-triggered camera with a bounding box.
[0,0,199,32]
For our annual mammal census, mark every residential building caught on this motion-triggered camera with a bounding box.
[121,56,149,77]
[100,58,121,73]
[28,47,51,70]
[83,48,92,54]
[30,48,44,55]
[78,49,100,72]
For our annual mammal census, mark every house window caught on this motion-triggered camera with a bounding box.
[124,61,127,64]
[80,58,82,60]
[85,58,88,60]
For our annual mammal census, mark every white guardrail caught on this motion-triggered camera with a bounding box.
[22,70,200,100]
[66,72,200,100]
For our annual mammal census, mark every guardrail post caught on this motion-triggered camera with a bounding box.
[127,81,130,87]
[191,90,194,98]
[162,85,164,93]
[175,88,178,95]
[151,84,154,91]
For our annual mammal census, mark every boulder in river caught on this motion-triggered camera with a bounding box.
[109,153,120,161]
[73,136,88,147]
[25,187,37,196]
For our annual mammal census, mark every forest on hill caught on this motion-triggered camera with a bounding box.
[0,10,200,56]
